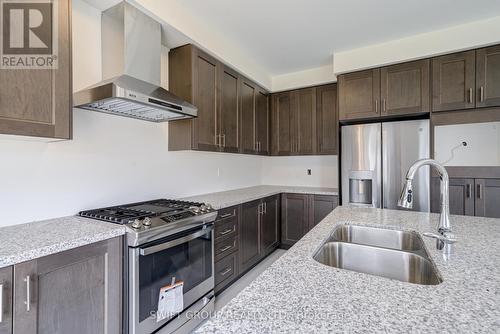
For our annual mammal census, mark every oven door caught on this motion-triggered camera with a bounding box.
[129,224,214,334]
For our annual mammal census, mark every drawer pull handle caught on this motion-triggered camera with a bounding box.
[24,275,30,312]
[219,213,233,219]
[219,228,233,236]
[219,245,233,253]
[0,283,3,323]
[220,267,232,276]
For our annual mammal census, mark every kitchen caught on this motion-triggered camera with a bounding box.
[0,0,499,333]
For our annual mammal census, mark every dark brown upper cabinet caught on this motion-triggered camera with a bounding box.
[476,45,500,108]
[255,88,270,155]
[271,92,293,155]
[432,51,476,112]
[219,65,240,153]
[380,59,430,116]
[271,85,337,156]
[295,88,317,155]
[316,84,338,155]
[169,44,268,155]
[0,0,71,139]
[239,78,257,155]
[338,69,380,121]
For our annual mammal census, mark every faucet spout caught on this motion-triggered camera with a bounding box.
[398,159,451,233]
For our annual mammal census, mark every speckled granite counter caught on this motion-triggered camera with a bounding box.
[196,206,500,333]
[183,185,338,209]
[0,216,125,268]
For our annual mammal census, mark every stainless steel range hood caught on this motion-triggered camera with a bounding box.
[73,2,197,122]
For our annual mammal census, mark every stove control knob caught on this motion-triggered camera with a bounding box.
[200,205,208,212]
[205,204,213,211]
[131,219,142,229]
[142,217,152,226]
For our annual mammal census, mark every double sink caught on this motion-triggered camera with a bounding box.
[313,225,442,285]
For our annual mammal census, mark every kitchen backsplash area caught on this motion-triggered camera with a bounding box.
[434,121,500,166]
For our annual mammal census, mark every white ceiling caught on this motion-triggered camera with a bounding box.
[156,0,500,75]
[82,0,500,77]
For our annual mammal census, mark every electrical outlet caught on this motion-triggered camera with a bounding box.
[307,169,312,175]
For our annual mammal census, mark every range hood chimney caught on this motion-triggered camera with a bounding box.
[73,2,197,122]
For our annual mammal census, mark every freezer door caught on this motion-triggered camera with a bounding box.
[382,120,430,211]
[341,123,382,208]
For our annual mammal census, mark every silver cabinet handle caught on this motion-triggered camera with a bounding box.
[466,184,472,198]
[480,86,485,102]
[382,99,386,113]
[219,228,233,236]
[264,202,267,214]
[375,99,378,113]
[220,267,232,276]
[0,283,3,323]
[219,245,233,253]
[468,88,473,103]
[477,184,483,199]
[215,134,220,147]
[222,134,226,148]
[24,275,30,312]
[219,212,233,219]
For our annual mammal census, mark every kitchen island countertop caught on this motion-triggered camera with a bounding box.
[196,206,500,333]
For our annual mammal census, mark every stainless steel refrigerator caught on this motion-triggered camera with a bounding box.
[340,119,430,212]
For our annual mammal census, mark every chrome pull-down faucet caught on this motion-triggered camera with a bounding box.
[398,159,457,249]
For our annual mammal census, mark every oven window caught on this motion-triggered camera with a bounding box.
[138,230,212,322]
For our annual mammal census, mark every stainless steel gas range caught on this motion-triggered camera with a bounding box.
[80,199,218,334]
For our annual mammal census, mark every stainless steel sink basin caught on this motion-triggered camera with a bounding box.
[313,241,441,285]
[329,224,424,251]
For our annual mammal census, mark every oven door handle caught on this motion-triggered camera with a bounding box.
[139,225,214,256]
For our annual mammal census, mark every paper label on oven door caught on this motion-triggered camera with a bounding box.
[157,281,184,322]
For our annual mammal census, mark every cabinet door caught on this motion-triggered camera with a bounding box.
[219,65,239,153]
[0,0,71,139]
[240,200,261,272]
[380,59,430,116]
[13,237,122,334]
[430,178,474,216]
[281,194,309,247]
[476,45,500,108]
[193,50,219,151]
[240,79,256,154]
[255,89,270,155]
[338,69,380,121]
[432,51,476,112]
[310,195,338,229]
[475,179,500,218]
[0,266,13,334]
[295,88,317,155]
[271,92,293,155]
[261,196,279,256]
[316,84,338,155]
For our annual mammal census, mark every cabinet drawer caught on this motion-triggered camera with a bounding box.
[214,252,238,292]
[215,235,239,261]
[214,217,238,241]
[216,206,238,220]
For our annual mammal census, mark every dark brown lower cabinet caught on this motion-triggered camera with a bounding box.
[260,195,280,257]
[475,179,500,218]
[13,237,122,334]
[214,206,240,293]
[239,199,262,273]
[0,266,13,334]
[431,177,475,216]
[281,194,338,247]
[431,177,500,218]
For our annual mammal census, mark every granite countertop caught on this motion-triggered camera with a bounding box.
[183,185,338,209]
[0,216,126,269]
[196,206,500,333]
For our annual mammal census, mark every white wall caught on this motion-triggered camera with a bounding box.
[261,156,338,188]
[271,64,337,93]
[0,0,337,227]
[434,122,500,166]
[333,15,500,74]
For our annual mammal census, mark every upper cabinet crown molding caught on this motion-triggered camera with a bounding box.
[0,0,72,139]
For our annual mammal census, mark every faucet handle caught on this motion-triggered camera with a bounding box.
[423,232,457,244]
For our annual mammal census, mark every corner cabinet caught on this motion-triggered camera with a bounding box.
[271,84,337,156]
[168,44,269,155]
[281,193,338,247]
[0,0,72,139]
[10,237,123,334]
